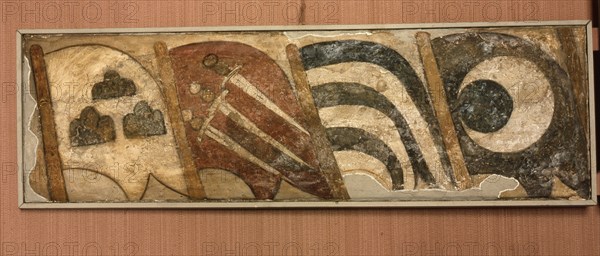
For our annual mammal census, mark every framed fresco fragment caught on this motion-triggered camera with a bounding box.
[17,21,597,208]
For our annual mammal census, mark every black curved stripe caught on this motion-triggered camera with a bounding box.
[300,40,455,185]
[326,127,404,190]
[313,82,436,186]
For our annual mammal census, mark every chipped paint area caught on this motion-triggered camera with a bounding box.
[344,174,519,200]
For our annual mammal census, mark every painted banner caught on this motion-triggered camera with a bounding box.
[18,22,596,207]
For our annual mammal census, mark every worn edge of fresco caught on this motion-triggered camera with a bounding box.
[16,20,597,208]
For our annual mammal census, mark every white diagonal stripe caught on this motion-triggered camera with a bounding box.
[219,102,310,167]
[197,89,229,142]
[229,74,309,135]
[205,126,294,184]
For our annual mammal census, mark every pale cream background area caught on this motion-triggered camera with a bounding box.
[44,45,188,200]
[460,56,554,152]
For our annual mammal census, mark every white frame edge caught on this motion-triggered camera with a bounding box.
[16,20,598,209]
[586,21,598,205]
[17,30,24,208]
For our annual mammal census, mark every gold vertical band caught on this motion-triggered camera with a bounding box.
[30,44,69,202]
[415,32,473,190]
[286,44,350,199]
[154,41,206,200]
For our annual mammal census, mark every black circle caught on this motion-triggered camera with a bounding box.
[457,79,513,133]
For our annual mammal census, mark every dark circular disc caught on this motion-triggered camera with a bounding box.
[457,79,513,133]
[202,54,218,67]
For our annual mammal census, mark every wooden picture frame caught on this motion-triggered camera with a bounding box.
[17,21,597,208]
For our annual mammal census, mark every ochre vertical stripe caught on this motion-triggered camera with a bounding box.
[30,44,68,202]
[415,32,473,190]
[154,41,206,199]
[286,44,350,200]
